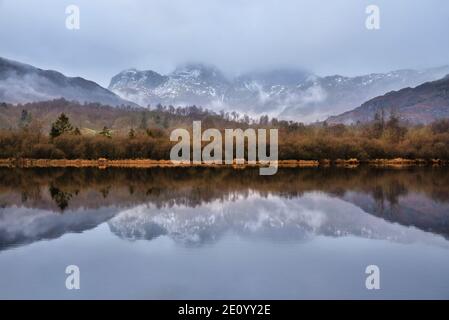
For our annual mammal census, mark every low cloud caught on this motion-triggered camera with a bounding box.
[0,0,448,87]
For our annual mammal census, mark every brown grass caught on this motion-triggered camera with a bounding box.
[0,158,446,168]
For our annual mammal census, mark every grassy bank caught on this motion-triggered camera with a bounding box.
[0,158,446,168]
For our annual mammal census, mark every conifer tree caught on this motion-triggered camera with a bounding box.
[50,113,73,138]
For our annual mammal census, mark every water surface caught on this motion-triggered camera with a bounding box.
[0,167,448,299]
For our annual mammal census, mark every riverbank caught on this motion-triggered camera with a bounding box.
[0,158,446,168]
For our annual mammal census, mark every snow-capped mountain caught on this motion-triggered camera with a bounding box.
[0,57,135,107]
[2,170,449,251]
[3,192,447,252]
[107,192,449,247]
[109,64,449,122]
[109,63,232,108]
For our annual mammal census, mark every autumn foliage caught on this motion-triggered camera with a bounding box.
[0,99,449,160]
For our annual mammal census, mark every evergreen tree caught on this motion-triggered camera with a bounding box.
[50,113,73,138]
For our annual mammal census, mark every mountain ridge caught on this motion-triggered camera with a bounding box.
[109,63,449,122]
[0,56,136,107]
[327,74,449,125]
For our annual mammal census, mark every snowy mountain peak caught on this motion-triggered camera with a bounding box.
[109,68,167,89]
[170,63,229,85]
[109,64,449,122]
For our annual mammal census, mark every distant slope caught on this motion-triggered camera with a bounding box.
[327,75,449,125]
[0,99,241,134]
[0,57,136,107]
[109,63,449,122]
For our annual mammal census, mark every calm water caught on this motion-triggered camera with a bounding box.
[0,166,449,299]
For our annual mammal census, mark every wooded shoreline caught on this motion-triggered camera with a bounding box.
[0,158,446,168]
[3,102,449,163]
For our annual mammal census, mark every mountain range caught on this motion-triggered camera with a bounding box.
[109,63,449,123]
[0,57,134,107]
[328,75,449,125]
[1,56,449,124]
[2,185,448,251]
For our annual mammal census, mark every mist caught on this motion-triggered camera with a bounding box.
[0,0,448,87]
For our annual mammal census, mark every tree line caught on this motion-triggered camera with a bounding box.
[0,99,449,160]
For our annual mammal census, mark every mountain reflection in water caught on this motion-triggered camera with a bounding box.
[0,167,448,250]
[1,167,449,299]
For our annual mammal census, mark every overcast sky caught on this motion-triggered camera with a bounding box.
[0,0,448,87]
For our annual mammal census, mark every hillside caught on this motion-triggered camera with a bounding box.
[0,57,135,107]
[0,98,246,134]
[327,75,449,125]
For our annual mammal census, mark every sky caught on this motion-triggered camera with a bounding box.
[0,0,448,87]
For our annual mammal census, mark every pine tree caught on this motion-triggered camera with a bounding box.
[50,113,73,138]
